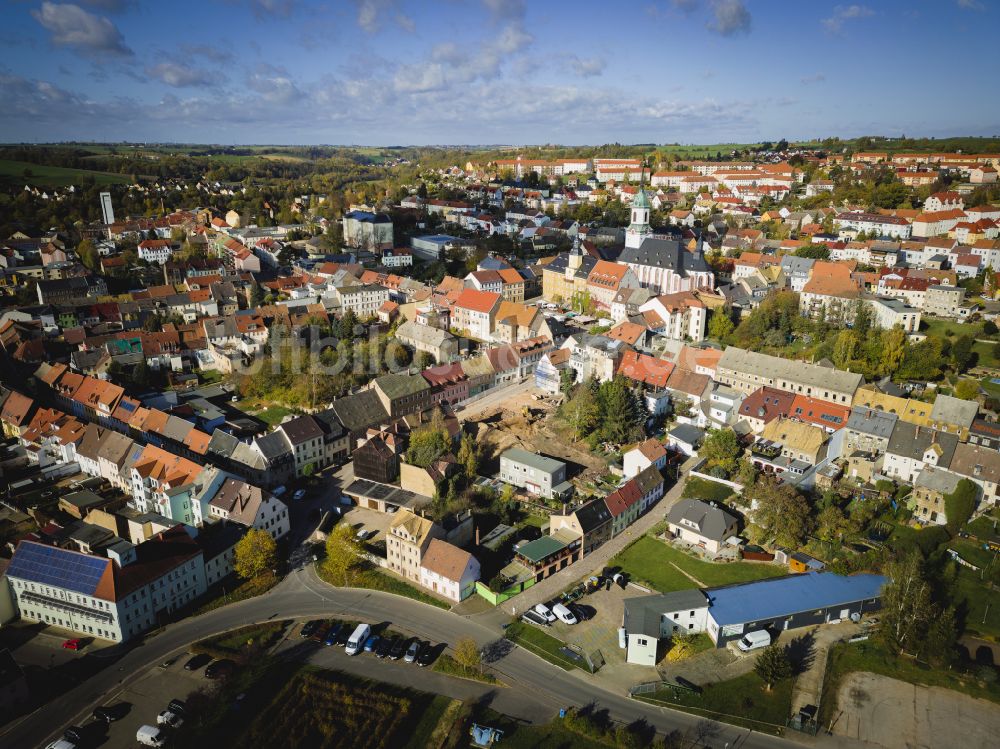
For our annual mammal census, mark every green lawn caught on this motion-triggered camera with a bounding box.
[612,536,786,592]
[194,571,280,615]
[0,158,129,186]
[981,376,1000,397]
[504,621,587,671]
[819,640,1000,729]
[254,405,296,427]
[682,476,736,503]
[951,566,1000,639]
[637,671,792,735]
[921,318,984,339]
[974,343,1000,370]
[316,563,450,609]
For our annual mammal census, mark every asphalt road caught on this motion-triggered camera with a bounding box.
[5,564,837,749]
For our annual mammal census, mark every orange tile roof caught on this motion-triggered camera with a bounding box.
[454,288,501,314]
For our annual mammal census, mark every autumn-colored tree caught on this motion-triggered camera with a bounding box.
[453,637,482,674]
[233,528,278,580]
[323,522,363,585]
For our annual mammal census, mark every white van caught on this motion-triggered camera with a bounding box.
[737,630,772,652]
[44,741,75,749]
[345,623,371,656]
[136,725,167,747]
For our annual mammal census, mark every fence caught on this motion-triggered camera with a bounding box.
[687,459,745,493]
[475,577,535,606]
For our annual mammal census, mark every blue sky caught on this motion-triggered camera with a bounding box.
[1,0,998,145]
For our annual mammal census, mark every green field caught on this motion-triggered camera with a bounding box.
[637,671,793,735]
[920,318,984,339]
[682,476,737,504]
[974,342,1000,370]
[0,158,129,186]
[612,536,786,592]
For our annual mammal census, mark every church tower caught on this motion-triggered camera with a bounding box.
[566,234,582,279]
[625,187,652,250]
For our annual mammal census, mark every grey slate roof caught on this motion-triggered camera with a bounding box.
[574,497,613,533]
[718,346,863,395]
[624,590,710,637]
[374,372,430,400]
[501,447,564,474]
[915,466,962,495]
[930,394,979,430]
[254,431,293,460]
[330,390,389,433]
[885,421,959,463]
[278,414,324,445]
[846,406,898,438]
[667,498,738,543]
[619,238,710,276]
[207,428,239,459]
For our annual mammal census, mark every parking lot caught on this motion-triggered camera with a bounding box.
[529,578,636,667]
[343,504,394,542]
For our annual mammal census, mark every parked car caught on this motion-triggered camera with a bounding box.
[533,603,557,623]
[336,624,354,646]
[417,643,437,667]
[521,610,548,627]
[293,489,306,501]
[363,634,381,653]
[93,703,130,723]
[390,637,410,660]
[61,638,81,651]
[205,659,236,679]
[63,726,86,744]
[323,623,343,646]
[167,699,186,716]
[136,725,166,747]
[44,741,74,749]
[355,527,370,541]
[183,653,211,671]
[376,636,395,658]
[404,639,424,663]
[157,710,183,728]
[737,630,772,652]
[346,623,371,656]
[551,603,578,625]
[300,619,323,639]
[569,603,594,622]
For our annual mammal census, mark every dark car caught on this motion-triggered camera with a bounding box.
[64,726,86,743]
[417,643,437,667]
[404,639,424,664]
[521,610,548,627]
[205,659,236,679]
[570,603,595,622]
[301,620,323,639]
[323,622,343,646]
[376,636,395,659]
[184,653,212,671]
[168,699,187,715]
[93,703,130,723]
[390,637,410,660]
[336,623,353,647]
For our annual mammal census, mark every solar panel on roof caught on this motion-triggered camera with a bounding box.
[120,401,137,412]
[7,543,108,596]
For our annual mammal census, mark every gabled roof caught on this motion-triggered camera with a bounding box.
[420,538,475,580]
[453,288,501,314]
[667,498,738,543]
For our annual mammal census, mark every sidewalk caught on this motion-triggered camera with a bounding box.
[486,456,700,619]
[789,623,861,715]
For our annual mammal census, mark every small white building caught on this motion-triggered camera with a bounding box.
[419,538,480,602]
[623,438,668,479]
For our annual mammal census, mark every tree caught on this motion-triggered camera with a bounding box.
[453,637,482,674]
[816,503,850,543]
[878,326,907,378]
[76,238,99,271]
[954,379,980,401]
[596,376,645,443]
[708,308,735,341]
[406,415,451,468]
[951,334,975,373]
[944,478,978,532]
[457,432,481,480]
[754,645,791,691]
[878,552,949,659]
[700,428,741,476]
[561,381,599,441]
[832,330,861,370]
[233,528,278,580]
[747,476,811,547]
[323,522,362,585]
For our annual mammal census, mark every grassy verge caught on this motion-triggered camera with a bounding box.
[612,536,786,592]
[504,621,586,672]
[194,572,280,615]
[317,562,450,609]
[682,476,736,503]
[192,621,289,661]
[432,653,500,684]
[255,405,296,427]
[818,640,1000,730]
[951,566,1000,640]
[636,671,792,736]
[404,694,457,749]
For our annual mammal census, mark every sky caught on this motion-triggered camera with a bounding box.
[1,0,998,146]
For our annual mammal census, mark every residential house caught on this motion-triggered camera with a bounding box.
[549,497,613,556]
[386,509,445,583]
[451,289,501,341]
[910,467,962,525]
[667,498,739,554]
[883,422,959,484]
[623,437,668,479]
[499,447,573,500]
[396,320,458,364]
[716,347,862,405]
[929,394,979,440]
[419,539,480,602]
[208,478,290,540]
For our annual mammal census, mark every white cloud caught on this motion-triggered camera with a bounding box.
[146,62,216,88]
[822,5,874,33]
[355,0,415,33]
[31,2,133,56]
[957,0,985,9]
[800,73,826,85]
[708,0,751,36]
[570,56,606,78]
[247,65,304,104]
[482,0,526,22]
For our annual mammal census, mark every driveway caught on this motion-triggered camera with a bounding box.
[6,563,811,749]
[834,671,1000,748]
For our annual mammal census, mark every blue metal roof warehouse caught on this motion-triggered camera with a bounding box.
[707,572,885,626]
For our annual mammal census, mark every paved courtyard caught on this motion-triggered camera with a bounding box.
[546,583,634,667]
[834,671,1000,749]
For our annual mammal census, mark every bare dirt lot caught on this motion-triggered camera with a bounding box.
[835,671,1000,749]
